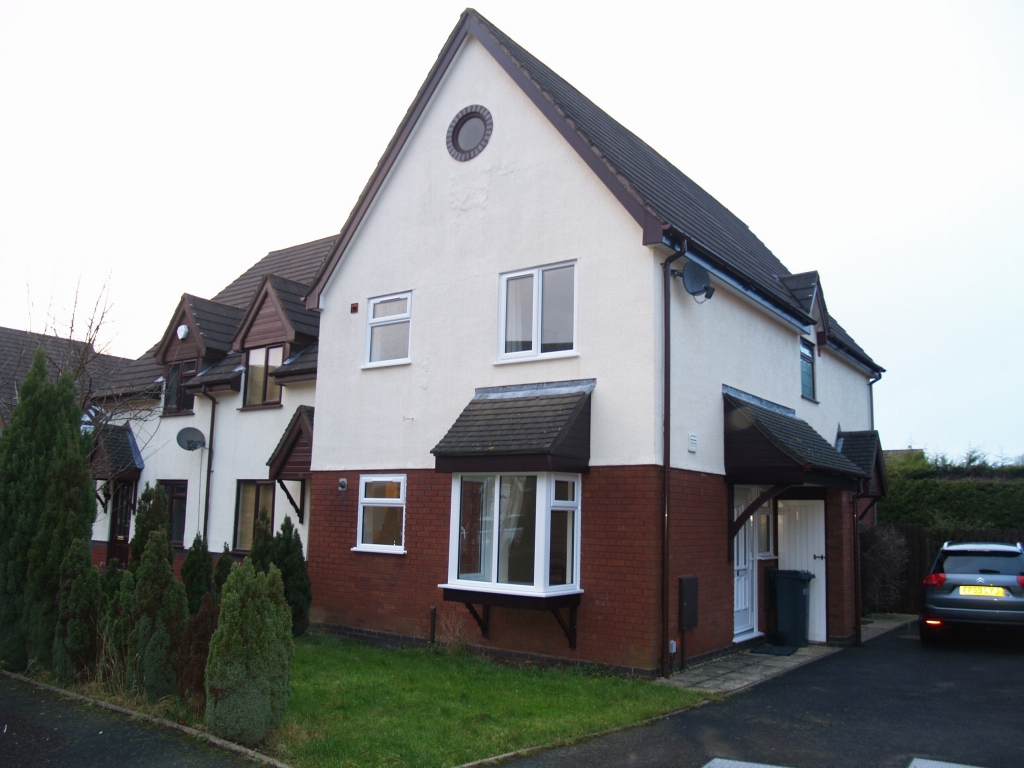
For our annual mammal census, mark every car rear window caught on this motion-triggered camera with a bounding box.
[935,551,1024,575]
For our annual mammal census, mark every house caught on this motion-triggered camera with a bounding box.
[0,325,131,432]
[297,9,886,676]
[88,236,335,572]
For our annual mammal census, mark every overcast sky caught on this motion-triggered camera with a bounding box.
[1,0,1022,460]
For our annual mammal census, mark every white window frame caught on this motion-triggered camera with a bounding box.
[441,472,583,597]
[755,507,775,559]
[352,474,407,554]
[363,291,412,369]
[497,262,577,363]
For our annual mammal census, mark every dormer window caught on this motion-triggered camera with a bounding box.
[245,346,283,406]
[164,360,197,413]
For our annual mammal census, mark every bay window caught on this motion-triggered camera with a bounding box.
[499,263,575,361]
[447,472,581,595]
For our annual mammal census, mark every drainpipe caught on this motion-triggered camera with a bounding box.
[199,388,217,542]
[852,483,865,646]
[661,241,687,678]
[868,372,881,430]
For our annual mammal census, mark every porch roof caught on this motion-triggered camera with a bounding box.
[724,392,868,488]
[432,380,594,474]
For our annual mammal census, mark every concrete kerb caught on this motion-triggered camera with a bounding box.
[451,698,717,768]
[0,670,293,768]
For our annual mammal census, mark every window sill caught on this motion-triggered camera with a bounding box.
[160,410,195,418]
[440,584,583,608]
[361,359,412,370]
[801,395,819,404]
[757,553,778,561]
[238,402,283,411]
[438,583,583,600]
[493,350,579,366]
[351,545,406,555]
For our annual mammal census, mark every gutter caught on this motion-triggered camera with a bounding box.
[199,388,217,542]
[868,371,882,431]
[661,242,686,678]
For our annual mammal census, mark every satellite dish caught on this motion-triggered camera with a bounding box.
[176,427,206,451]
[681,261,713,297]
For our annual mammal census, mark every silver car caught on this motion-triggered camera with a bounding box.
[919,541,1024,643]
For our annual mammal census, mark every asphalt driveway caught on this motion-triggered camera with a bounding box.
[0,676,255,767]
[506,622,1024,768]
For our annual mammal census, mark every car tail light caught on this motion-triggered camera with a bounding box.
[1017,575,1024,589]
[922,573,946,588]
[925,619,942,626]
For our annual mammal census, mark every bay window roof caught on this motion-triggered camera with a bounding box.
[432,379,594,474]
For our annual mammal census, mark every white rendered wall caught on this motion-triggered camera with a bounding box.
[312,35,660,472]
[666,276,874,475]
[92,381,314,557]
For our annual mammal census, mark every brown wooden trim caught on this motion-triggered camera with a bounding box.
[159,409,195,419]
[155,297,207,365]
[267,407,315,481]
[728,484,790,542]
[232,276,297,352]
[238,402,284,412]
[434,453,589,474]
[273,371,317,384]
[467,16,651,228]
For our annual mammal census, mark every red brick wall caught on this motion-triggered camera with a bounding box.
[826,488,857,643]
[90,541,187,578]
[666,469,733,662]
[308,465,668,671]
[306,464,752,672]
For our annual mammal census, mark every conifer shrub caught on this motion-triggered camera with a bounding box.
[101,559,123,604]
[22,376,94,669]
[248,508,274,574]
[129,484,173,572]
[273,517,311,637]
[177,592,219,715]
[132,530,188,704]
[213,545,234,600]
[52,539,104,681]
[1,349,94,671]
[205,559,293,746]
[181,534,213,615]
[98,570,135,687]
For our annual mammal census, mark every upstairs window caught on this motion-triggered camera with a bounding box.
[365,292,412,366]
[499,263,575,361]
[245,346,283,406]
[800,340,815,400]
[164,360,197,413]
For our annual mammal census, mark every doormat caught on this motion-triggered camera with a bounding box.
[751,644,798,656]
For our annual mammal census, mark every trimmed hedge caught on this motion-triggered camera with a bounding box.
[879,452,1024,529]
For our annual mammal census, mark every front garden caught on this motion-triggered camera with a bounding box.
[1,348,707,767]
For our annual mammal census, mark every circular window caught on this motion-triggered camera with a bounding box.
[446,105,493,161]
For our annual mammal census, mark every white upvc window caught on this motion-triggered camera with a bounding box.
[364,292,412,367]
[498,262,576,362]
[353,474,406,554]
[443,472,582,597]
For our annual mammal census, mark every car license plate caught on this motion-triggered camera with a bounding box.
[959,586,1004,597]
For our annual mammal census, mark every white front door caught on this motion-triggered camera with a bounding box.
[777,499,827,643]
[733,487,757,637]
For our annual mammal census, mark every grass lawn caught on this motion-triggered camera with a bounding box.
[266,634,709,768]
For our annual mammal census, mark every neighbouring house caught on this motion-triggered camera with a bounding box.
[0,325,131,432]
[87,236,335,572]
[297,9,886,675]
